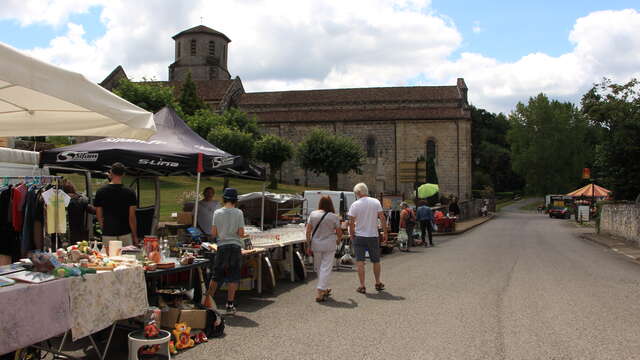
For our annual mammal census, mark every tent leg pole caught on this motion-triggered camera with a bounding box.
[261,182,266,231]
[151,177,160,235]
[193,173,201,230]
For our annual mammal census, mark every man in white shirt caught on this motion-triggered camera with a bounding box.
[197,187,219,240]
[348,183,388,294]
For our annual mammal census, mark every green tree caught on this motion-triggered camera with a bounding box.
[255,134,294,189]
[220,108,261,137]
[47,136,73,147]
[582,78,640,200]
[471,106,523,191]
[186,109,220,139]
[298,128,365,190]
[178,72,208,116]
[114,78,180,113]
[207,126,255,161]
[508,94,592,195]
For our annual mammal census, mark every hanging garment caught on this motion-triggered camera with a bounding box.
[67,193,90,243]
[11,184,27,232]
[21,186,40,256]
[0,186,19,261]
[42,188,71,234]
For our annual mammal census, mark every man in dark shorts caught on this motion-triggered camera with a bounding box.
[94,162,138,246]
[203,188,245,314]
[348,183,388,294]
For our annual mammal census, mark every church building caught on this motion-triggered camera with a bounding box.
[101,25,472,199]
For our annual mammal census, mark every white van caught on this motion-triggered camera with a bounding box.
[302,190,356,219]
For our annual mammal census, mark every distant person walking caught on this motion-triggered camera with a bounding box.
[306,196,342,302]
[348,183,388,294]
[416,201,434,247]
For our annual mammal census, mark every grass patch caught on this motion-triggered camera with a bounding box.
[62,174,324,221]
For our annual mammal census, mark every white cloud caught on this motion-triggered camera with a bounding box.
[425,8,640,113]
[3,2,640,114]
[0,0,104,26]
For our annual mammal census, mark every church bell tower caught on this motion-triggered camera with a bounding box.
[169,25,231,81]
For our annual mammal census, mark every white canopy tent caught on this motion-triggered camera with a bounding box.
[0,42,155,140]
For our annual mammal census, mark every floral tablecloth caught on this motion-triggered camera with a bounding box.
[68,267,148,340]
[0,279,72,355]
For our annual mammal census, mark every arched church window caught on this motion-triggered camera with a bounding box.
[190,39,196,56]
[366,136,376,158]
[426,139,436,160]
[209,41,215,56]
[209,67,218,80]
[177,41,181,58]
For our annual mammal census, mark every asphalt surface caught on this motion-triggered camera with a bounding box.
[182,200,640,359]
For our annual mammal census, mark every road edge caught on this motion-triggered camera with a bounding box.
[433,214,495,237]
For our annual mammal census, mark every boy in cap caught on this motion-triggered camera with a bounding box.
[203,188,245,314]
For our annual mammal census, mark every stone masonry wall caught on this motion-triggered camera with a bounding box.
[395,119,472,200]
[600,204,640,246]
[262,117,472,201]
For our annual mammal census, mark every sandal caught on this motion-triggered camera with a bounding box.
[356,286,366,294]
[375,283,385,291]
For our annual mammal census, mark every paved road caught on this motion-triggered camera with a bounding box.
[183,201,640,359]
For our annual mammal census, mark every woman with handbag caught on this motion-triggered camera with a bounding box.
[306,196,342,302]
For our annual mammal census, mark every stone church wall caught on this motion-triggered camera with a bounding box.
[262,118,472,200]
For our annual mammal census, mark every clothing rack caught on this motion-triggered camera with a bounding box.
[2,175,64,250]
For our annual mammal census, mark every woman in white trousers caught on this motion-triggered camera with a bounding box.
[306,196,343,302]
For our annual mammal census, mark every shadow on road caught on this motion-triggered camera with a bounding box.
[229,298,275,313]
[320,298,358,309]
[365,291,405,301]
[224,314,259,328]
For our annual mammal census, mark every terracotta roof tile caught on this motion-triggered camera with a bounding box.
[239,85,461,106]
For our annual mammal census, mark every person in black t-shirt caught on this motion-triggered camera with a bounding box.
[94,163,138,246]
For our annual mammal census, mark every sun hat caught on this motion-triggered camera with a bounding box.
[223,188,238,201]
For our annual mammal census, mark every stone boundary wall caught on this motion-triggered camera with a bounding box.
[459,199,486,221]
[600,203,640,246]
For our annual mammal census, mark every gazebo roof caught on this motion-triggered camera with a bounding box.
[566,183,611,198]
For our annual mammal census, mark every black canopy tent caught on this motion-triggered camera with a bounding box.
[40,106,265,234]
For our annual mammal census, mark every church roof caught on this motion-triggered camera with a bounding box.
[239,85,462,106]
[238,85,469,123]
[172,25,231,42]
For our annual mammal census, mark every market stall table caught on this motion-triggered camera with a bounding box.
[0,278,72,356]
[253,238,307,282]
[197,247,268,294]
[145,258,210,305]
[1,267,148,359]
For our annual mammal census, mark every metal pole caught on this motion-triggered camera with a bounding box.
[260,182,266,231]
[193,172,201,229]
[151,176,160,235]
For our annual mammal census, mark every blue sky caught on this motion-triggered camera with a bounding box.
[433,0,639,61]
[1,1,639,113]
[0,6,105,49]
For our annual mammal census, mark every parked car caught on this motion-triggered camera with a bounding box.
[548,206,571,219]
